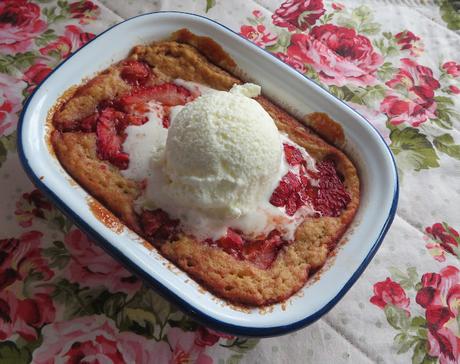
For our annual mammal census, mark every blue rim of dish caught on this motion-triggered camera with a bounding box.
[17,11,399,338]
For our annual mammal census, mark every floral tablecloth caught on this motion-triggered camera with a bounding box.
[1,0,459,363]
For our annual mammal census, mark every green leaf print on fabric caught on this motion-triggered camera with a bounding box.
[389,266,419,290]
[100,287,179,341]
[0,53,38,75]
[42,240,71,269]
[394,332,418,354]
[34,29,58,47]
[337,5,380,35]
[373,34,399,58]
[206,0,216,13]
[0,341,31,364]
[350,85,386,105]
[319,12,334,25]
[433,133,460,159]
[389,127,440,171]
[51,279,103,319]
[439,0,460,30]
[217,338,261,364]
[42,2,70,24]
[0,131,17,168]
[384,304,410,331]
[433,95,459,130]
[378,62,398,82]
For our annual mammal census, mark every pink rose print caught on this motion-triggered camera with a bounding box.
[395,30,424,57]
[426,242,448,262]
[415,266,460,364]
[40,25,95,59]
[0,231,53,292]
[442,61,460,77]
[0,231,55,341]
[195,326,234,347]
[32,315,169,363]
[22,63,52,94]
[275,52,307,74]
[272,0,325,31]
[387,59,440,98]
[449,85,460,94]
[0,73,26,136]
[252,10,263,18]
[425,222,459,262]
[0,290,55,341]
[64,229,141,294]
[380,58,440,126]
[0,0,46,54]
[69,1,100,24]
[64,24,96,46]
[428,328,459,364]
[39,36,72,59]
[15,189,53,227]
[370,277,410,313]
[165,328,213,364]
[332,3,345,11]
[285,25,383,87]
[240,24,277,47]
[380,95,435,127]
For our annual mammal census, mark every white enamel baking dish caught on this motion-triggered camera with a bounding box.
[18,12,398,337]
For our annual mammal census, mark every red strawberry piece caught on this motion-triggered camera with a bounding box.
[94,106,150,168]
[97,98,124,112]
[141,209,179,241]
[96,111,121,158]
[243,230,285,269]
[298,182,310,204]
[269,172,304,216]
[270,158,350,217]
[284,171,302,191]
[101,106,148,130]
[120,60,151,86]
[80,112,99,132]
[285,193,300,216]
[99,107,124,121]
[162,106,171,128]
[217,228,244,259]
[122,114,148,128]
[110,152,129,169]
[120,83,192,110]
[269,179,291,207]
[162,114,170,128]
[96,108,129,169]
[283,144,304,166]
[148,83,192,106]
[312,160,351,217]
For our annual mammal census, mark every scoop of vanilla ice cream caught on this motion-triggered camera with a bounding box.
[163,84,282,219]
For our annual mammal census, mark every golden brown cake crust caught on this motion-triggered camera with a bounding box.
[51,37,360,307]
[132,41,239,90]
[53,68,131,131]
[51,131,142,232]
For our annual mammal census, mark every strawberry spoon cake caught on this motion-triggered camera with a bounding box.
[50,29,360,306]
